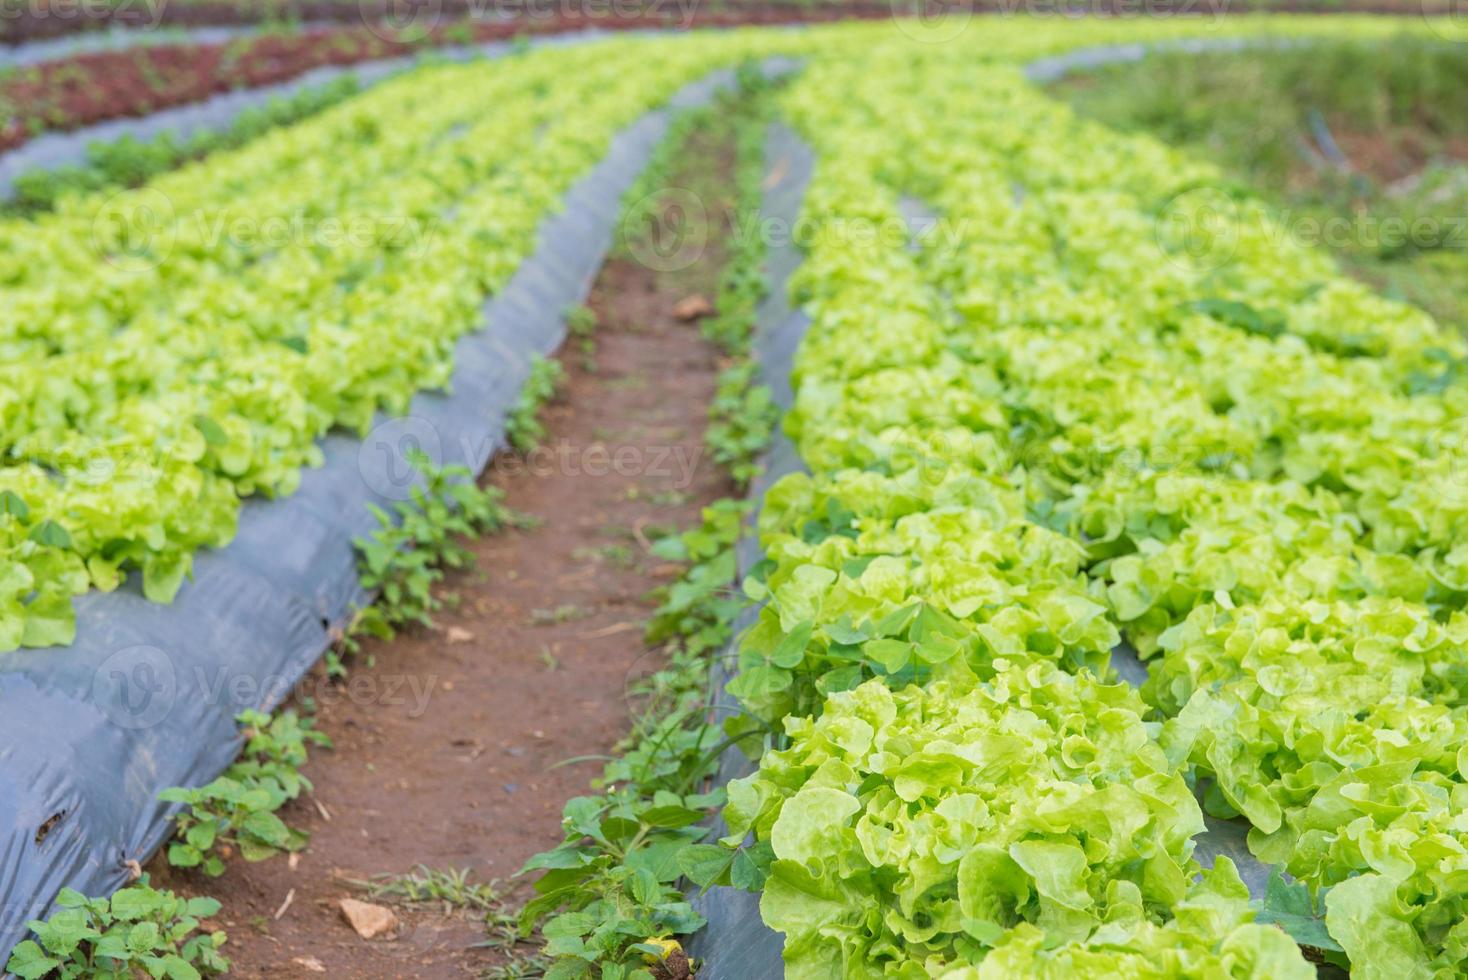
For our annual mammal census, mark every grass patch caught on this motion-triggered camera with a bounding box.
[1054,35,1468,333]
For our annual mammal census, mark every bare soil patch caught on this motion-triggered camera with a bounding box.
[151,159,740,976]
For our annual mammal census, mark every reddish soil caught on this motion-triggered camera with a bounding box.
[0,0,884,43]
[0,0,1451,152]
[0,5,891,152]
[1326,127,1468,184]
[0,25,416,150]
[0,0,1443,45]
[148,157,741,977]
[0,30,409,150]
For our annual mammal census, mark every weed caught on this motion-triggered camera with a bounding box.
[507,357,567,453]
[698,71,779,487]
[353,865,501,912]
[481,958,551,980]
[518,500,767,972]
[516,66,784,976]
[706,362,777,489]
[572,543,637,568]
[349,867,551,979]
[7,75,362,217]
[566,305,600,372]
[325,604,394,679]
[530,604,589,626]
[160,710,329,876]
[5,877,229,979]
[355,450,517,634]
[1055,36,1468,333]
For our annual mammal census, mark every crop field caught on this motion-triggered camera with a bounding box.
[1,7,1467,980]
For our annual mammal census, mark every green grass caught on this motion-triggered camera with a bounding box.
[1053,35,1468,333]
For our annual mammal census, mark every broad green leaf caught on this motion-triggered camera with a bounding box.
[1255,869,1342,952]
[28,520,73,550]
[677,844,737,889]
[5,941,61,980]
[0,490,30,522]
[768,620,813,669]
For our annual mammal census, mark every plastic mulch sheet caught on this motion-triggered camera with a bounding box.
[0,60,788,954]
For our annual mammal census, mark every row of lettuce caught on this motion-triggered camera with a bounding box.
[0,15,1432,652]
[0,30,805,650]
[0,16,1456,975]
[699,29,1468,980]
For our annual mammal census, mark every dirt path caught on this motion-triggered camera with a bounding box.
[154,184,738,977]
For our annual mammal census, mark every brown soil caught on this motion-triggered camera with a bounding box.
[1328,126,1468,185]
[0,1,895,45]
[0,0,1439,46]
[150,169,739,976]
[0,6,890,152]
